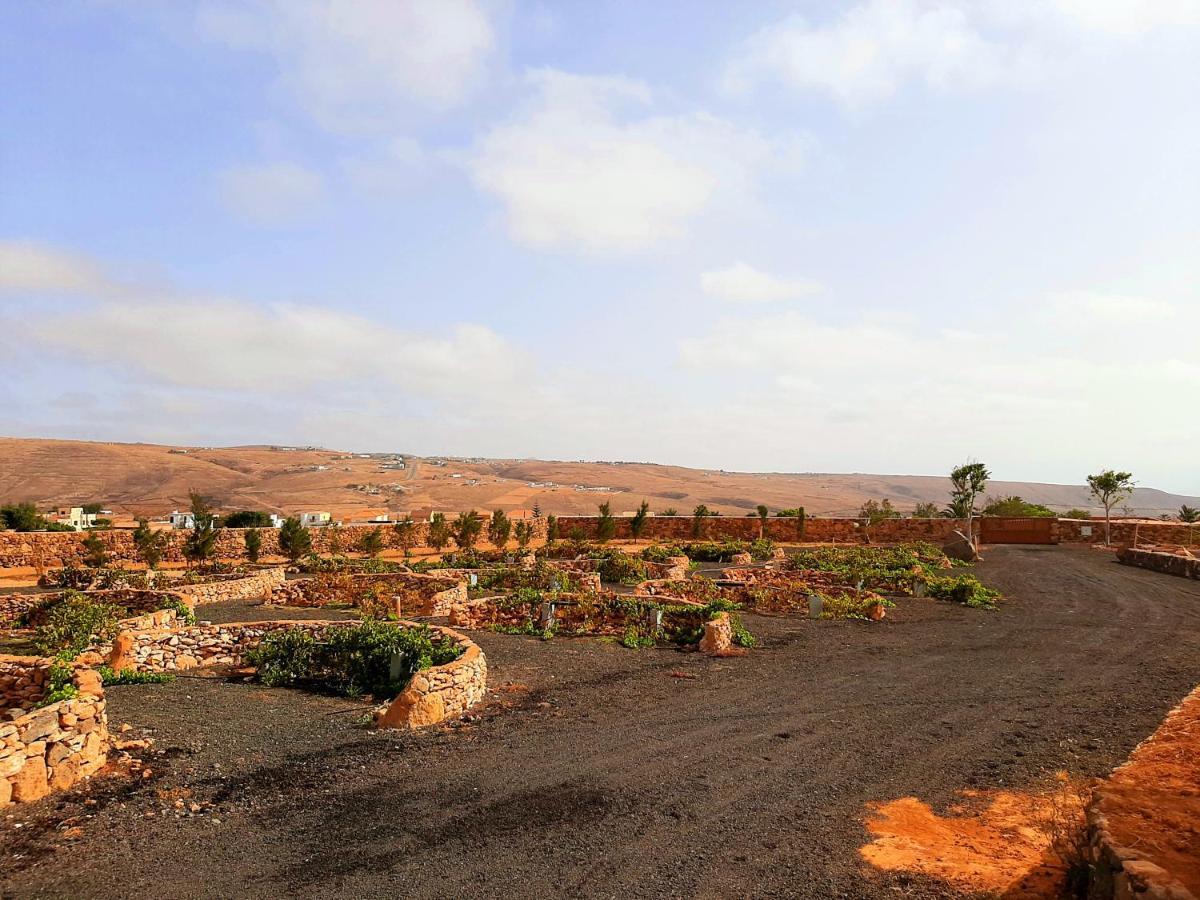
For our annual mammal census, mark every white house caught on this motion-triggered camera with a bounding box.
[53,507,97,530]
[269,514,286,528]
[300,511,332,527]
[168,510,195,530]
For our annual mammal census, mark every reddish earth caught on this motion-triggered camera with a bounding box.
[1097,684,1200,895]
[0,547,1198,898]
[2,436,1196,518]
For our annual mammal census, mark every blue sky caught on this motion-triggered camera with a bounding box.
[2,1,1197,493]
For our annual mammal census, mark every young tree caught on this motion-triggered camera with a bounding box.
[1087,470,1135,546]
[532,501,542,519]
[488,509,512,550]
[948,462,990,546]
[183,490,219,567]
[596,502,617,543]
[659,508,678,517]
[514,520,534,549]
[629,500,651,543]
[357,526,385,558]
[243,527,262,564]
[0,503,49,532]
[545,513,559,542]
[393,517,418,559]
[756,504,770,539]
[691,504,711,539]
[278,516,312,563]
[133,518,168,570]
[911,501,939,518]
[428,513,451,553]
[81,531,108,568]
[858,498,899,542]
[1179,505,1199,524]
[452,510,483,551]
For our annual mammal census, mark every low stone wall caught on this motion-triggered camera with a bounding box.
[268,572,465,617]
[0,588,192,630]
[1087,685,1200,899]
[377,624,487,728]
[554,516,964,544]
[1116,547,1199,580]
[0,520,552,570]
[0,656,108,806]
[167,567,286,604]
[107,620,484,730]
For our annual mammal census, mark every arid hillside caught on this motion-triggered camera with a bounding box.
[0,437,1195,519]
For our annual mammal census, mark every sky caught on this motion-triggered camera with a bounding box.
[1,0,1197,494]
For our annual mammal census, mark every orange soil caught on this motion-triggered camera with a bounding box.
[860,787,1070,897]
[1098,686,1200,895]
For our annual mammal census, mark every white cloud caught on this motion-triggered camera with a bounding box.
[725,0,1031,108]
[469,69,801,255]
[1026,0,1200,35]
[0,240,115,295]
[1048,290,1177,320]
[198,0,495,132]
[31,297,519,400]
[700,262,822,303]
[217,162,325,225]
[342,137,429,195]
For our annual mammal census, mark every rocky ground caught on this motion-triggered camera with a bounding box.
[2,546,1199,899]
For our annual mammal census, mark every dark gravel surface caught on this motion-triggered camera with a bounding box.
[3,546,1200,899]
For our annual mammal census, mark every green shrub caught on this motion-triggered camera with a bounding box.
[247,620,464,700]
[35,659,79,708]
[730,614,757,648]
[620,625,656,649]
[926,574,1000,609]
[32,593,121,656]
[641,544,686,563]
[596,552,648,585]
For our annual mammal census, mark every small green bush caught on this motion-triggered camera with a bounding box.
[247,620,464,700]
[35,659,79,707]
[98,666,175,686]
[32,593,121,656]
[926,574,1000,609]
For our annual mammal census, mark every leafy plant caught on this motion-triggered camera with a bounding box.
[912,501,941,518]
[133,518,168,569]
[243,527,262,563]
[247,620,463,699]
[629,500,650,542]
[545,513,559,542]
[514,520,534,549]
[1087,469,1135,545]
[488,509,512,550]
[183,491,219,565]
[596,502,617,543]
[98,666,175,685]
[393,517,418,558]
[34,659,79,708]
[33,592,121,656]
[730,614,757,648]
[1180,505,1200,524]
[691,504,711,538]
[357,526,385,558]
[278,516,313,562]
[926,574,1000,609]
[452,510,483,551]
[81,531,108,568]
[428,512,451,552]
[659,508,678,517]
[949,461,989,541]
[223,510,273,528]
[981,495,1056,517]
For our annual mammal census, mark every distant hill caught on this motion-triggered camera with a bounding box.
[0,437,1195,520]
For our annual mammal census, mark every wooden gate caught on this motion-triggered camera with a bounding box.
[980,517,1057,545]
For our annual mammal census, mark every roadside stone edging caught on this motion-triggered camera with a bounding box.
[107,620,485,730]
[0,655,108,807]
[1116,547,1199,580]
[1087,685,1200,899]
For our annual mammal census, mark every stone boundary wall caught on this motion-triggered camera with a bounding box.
[107,620,484,730]
[268,572,465,617]
[1116,547,1199,580]
[168,567,286,604]
[0,588,193,630]
[1056,518,1200,548]
[0,520,552,570]
[554,516,965,544]
[1,656,108,806]
[1087,685,1200,899]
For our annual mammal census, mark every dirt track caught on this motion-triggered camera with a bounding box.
[3,546,1200,898]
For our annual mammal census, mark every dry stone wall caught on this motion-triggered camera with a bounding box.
[554,516,964,544]
[168,567,286,604]
[108,620,485,730]
[268,572,465,617]
[0,656,108,806]
[0,588,193,630]
[1057,519,1200,549]
[1116,547,1199,580]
